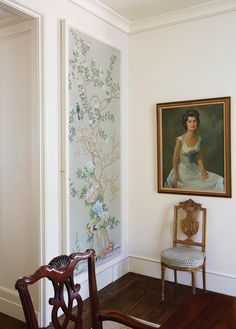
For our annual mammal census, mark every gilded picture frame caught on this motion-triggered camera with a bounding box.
[156,97,231,197]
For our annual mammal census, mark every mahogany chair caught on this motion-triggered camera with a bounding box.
[15,249,158,329]
[160,199,206,300]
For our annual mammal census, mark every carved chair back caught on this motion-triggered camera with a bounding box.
[173,199,206,252]
[15,249,101,329]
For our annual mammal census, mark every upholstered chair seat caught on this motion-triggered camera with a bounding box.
[161,246,205,269]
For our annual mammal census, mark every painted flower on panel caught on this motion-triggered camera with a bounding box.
[85,186,98,204]
[92,200,104,217]
[85,160,95,175]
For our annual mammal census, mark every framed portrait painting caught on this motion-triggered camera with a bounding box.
[156,97,231,197]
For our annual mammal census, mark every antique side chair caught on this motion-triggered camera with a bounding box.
[160,199,206,300]
[15,249,158,329]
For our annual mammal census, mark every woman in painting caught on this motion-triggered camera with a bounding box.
[165,109,224,191]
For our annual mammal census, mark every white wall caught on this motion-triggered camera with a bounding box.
[129,10,236,296]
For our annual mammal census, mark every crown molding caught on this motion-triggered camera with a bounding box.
[68,0,236,35]
[130,0,236,34]
[0,0,44,19]
[1,1,234,35]
[68,0,130,33]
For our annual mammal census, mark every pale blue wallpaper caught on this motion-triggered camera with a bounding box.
[68,27,121,269]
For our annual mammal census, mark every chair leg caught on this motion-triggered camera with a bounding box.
[202,262,206,292]
[174,269,177,286]
[161,264,165,301]
[192,271,196,294]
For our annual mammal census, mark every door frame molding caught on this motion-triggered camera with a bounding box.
[0,0,45,325]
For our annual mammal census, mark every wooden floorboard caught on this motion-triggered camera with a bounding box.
[0,312,26,329]
[1,272,234,328]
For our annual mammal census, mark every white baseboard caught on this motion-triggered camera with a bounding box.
[96,257,129,291]
[79,256,130,300]
[129,255,236,297]
[2,255,235,323]
[0,286,25,321]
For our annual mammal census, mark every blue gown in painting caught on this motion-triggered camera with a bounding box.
[165,136,224,191]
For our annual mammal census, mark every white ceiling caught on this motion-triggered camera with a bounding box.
[95,0,223,21]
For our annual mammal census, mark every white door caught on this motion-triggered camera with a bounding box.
[0,19,39,320]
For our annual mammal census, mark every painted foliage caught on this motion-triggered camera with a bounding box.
[68,27,121,265]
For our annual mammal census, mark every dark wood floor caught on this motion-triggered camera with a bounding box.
[1,272,235,329]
